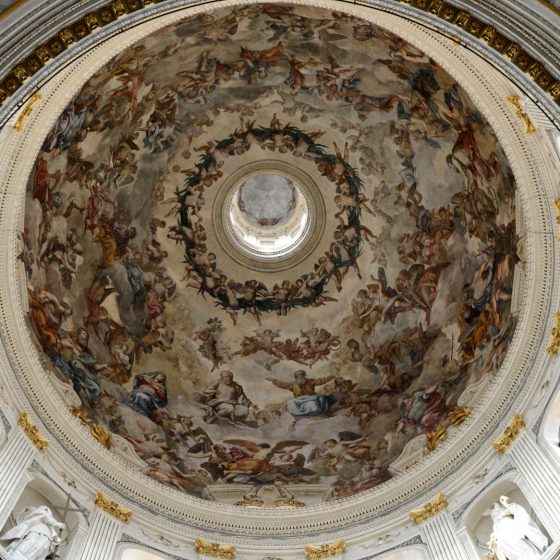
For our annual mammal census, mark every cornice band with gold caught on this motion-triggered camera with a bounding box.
[506,96,536,133]
[18,411,48,450]
[547,311,560,354]
[493,413,525,452]
[195,538,236,559]
[304,539,346,560]
[408,492,448,524]
[94,491,132,522]
[0,0,559,111]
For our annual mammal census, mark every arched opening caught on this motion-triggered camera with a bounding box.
[120,545,174,560]
[461,476,550,558]
[0,474,87,560]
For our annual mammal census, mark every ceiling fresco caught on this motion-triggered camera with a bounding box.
[22,4,518,505]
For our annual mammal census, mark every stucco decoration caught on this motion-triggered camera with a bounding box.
[22,4,518,505]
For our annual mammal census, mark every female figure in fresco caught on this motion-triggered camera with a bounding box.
[125,371,168,419]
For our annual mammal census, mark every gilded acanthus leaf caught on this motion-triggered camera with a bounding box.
[409,492,448,524]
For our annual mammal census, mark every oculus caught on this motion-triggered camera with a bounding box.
[228,172,309,259]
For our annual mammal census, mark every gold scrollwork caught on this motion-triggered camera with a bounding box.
[12,92,42,131]
[304,539,346,560]
[195,538,236,559]
[408,492,448,524]
[506,96,536,133]
[94,491,132,522]
[70,407,112,449]
[18,411,48,450]
[547,311,560,354]
[493,413,525,452]
[234,499,264,507]
[90,424,112,449]
[274,498,306,507]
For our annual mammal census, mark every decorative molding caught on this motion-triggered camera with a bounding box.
[195,538,236,559]
[547,312,560,354]
[0,0,559,113]
[408,492,448,524]
[18,411,48,450]
[506,95,536,133]
[12,92,41,131]
[95,491,132,522]
[304,539,346,560]
[493,414,525,452]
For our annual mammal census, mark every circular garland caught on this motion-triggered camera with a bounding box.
[171,120,368,319]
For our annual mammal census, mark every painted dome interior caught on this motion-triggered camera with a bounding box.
[23,3,519,507]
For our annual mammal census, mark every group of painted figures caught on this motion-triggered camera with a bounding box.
[23,4,517,502]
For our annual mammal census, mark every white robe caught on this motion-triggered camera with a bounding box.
[489,502,548,560]
[0,506,64,560]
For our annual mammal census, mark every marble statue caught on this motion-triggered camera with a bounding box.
[487,496,548,560]
[0,505,65,560]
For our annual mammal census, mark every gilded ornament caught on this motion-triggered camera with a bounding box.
[90,424,112,449]
[408,492,448,524]
[0,0,557,114]
[18,411,48,450]
[111,0,127,17]
[481,26,496,42]
[527,61,545,79]
[448,406,471,426]
[58,29,74,46]
[429,0,443,15]
[549,82,560,100]
[70,406,91,425]
[493,413,524,452]
[94,491,132,522]
[35,46,51,64]
[546,311,560,354]
[304,539,346,560]
[504,43,521,59]
[195,538,236,559]
[12,93,42,132]
[455,11,470,27]
[234,499,264,507]
[84,13,99,30]
[425,425,447,452]
[506,96,536,134]
[12,65,28,82]
[274,498,306,507]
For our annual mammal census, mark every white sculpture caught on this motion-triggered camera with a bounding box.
[487,496,548,560]
[0,505,65,560]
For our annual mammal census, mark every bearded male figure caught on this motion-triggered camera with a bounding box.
[267,370,336,418]
[197,370,254,424]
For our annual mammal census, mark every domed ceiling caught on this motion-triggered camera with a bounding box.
[23,4,518,506]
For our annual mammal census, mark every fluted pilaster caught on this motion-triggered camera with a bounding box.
[78,509,122,560]
[421,511,470,560]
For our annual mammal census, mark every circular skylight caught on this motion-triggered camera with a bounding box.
[228,172,311,259]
